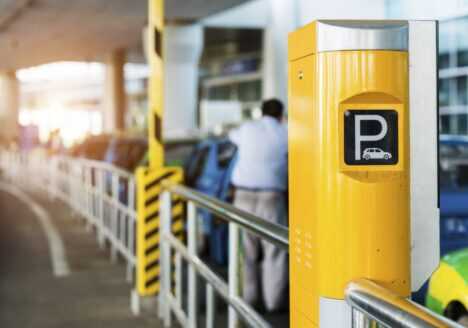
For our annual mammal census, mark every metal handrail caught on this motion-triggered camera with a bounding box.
[159,185,288,328]
[75,157,135,180]
[165,183,289,250]
[165,233,271,328]
[346,279,461,328]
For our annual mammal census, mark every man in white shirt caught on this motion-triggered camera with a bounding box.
[229,99,288,312]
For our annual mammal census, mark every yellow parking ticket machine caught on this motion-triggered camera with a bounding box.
[288,21,438,327]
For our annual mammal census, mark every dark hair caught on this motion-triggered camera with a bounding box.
[261,99,284,120]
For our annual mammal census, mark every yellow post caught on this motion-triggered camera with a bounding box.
[148,0,165,168]
[136,166,184,296]
[288,21,411,327]
[136,0,184,298]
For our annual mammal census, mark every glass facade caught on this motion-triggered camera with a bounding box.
[439,17,468,135]
[385,1,468,135]
[384,0,403,18]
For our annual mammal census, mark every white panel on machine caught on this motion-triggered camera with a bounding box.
[320,298,352,328]
[409,20,440,291]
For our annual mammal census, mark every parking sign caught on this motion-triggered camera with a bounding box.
[344,110,398,165]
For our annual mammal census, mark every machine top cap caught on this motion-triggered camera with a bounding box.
[317,20,408,52]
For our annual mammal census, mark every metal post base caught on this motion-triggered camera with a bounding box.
[131,289,158,316]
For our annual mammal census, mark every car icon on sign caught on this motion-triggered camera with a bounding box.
[363,148,392,160]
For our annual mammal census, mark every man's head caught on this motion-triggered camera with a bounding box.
[262,99,284,121]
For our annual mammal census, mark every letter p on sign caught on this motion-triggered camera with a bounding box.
[344,110,398,166]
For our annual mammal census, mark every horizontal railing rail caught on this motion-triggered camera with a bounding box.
[159,183,288,328]
[346,279,461,328]
[166,183,289,250]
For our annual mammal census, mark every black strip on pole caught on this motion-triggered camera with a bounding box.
[154,113,162,143]
[155,27,163,58]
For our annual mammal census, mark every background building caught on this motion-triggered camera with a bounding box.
[385,0,468,135]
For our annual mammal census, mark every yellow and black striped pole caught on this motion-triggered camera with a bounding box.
[136,0,184,297]
[148,0,164,169]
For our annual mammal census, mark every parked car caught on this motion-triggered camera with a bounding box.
[103,135,147,172]
[68,134,113,161]
[439,135,468,256]
[413,135,468,305]
[426,248,468,325]
[184,138,238,264]
[68,134,148,204]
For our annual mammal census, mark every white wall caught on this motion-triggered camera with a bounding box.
[164,24,204,139]
[263,0,387,104]
[385,0,468,20]
[299,0,386,24]
[202,0,269,28]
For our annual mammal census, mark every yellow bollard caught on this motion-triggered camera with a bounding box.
[148,0,165,169]
[136,166,184,296]
[288,21,412,327]
[135,0,185,298]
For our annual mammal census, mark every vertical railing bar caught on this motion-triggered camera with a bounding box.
[119,184,126,246]
[175,252,182,310]
[85,167,93,231]
[68,159,73,208]
[228,221,240,328]
[187,201,198,328]
[98,168,105,248]
[206,284,215,328]
[110,172,119,263]
[161,191,172,328]
[127,178,136,282]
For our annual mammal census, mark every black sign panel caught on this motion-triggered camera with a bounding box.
[344,110,398,165]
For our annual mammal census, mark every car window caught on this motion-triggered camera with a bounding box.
[440,143,468,161]
[440,166,454,188]
[127,142,147,171]
[185,146,210,187]
[86,140,110,160]
[457,165,468,188]
[440,141,468,189]
[217,142,237,168]
[440,161,468,189]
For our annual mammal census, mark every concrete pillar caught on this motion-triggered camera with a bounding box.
[103,49,126,132]
[262,0,300,105]
[0,71,19,141]
[163,24,203,139]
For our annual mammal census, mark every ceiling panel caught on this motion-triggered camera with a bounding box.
[0,0,250,70]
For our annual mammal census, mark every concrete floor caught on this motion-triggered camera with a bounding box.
[0,180,290,328]
[0,184,162,328]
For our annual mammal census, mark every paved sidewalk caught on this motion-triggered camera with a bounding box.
[0,183,162,328]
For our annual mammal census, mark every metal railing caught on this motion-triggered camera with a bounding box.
[0,150,461,328]
[159,183,289,328]
[346,279,461,328]
[0,150,137,283]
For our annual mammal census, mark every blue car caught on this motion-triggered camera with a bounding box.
[439,135,468,256]
[185,138,238,264]
[413,135,468,304]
